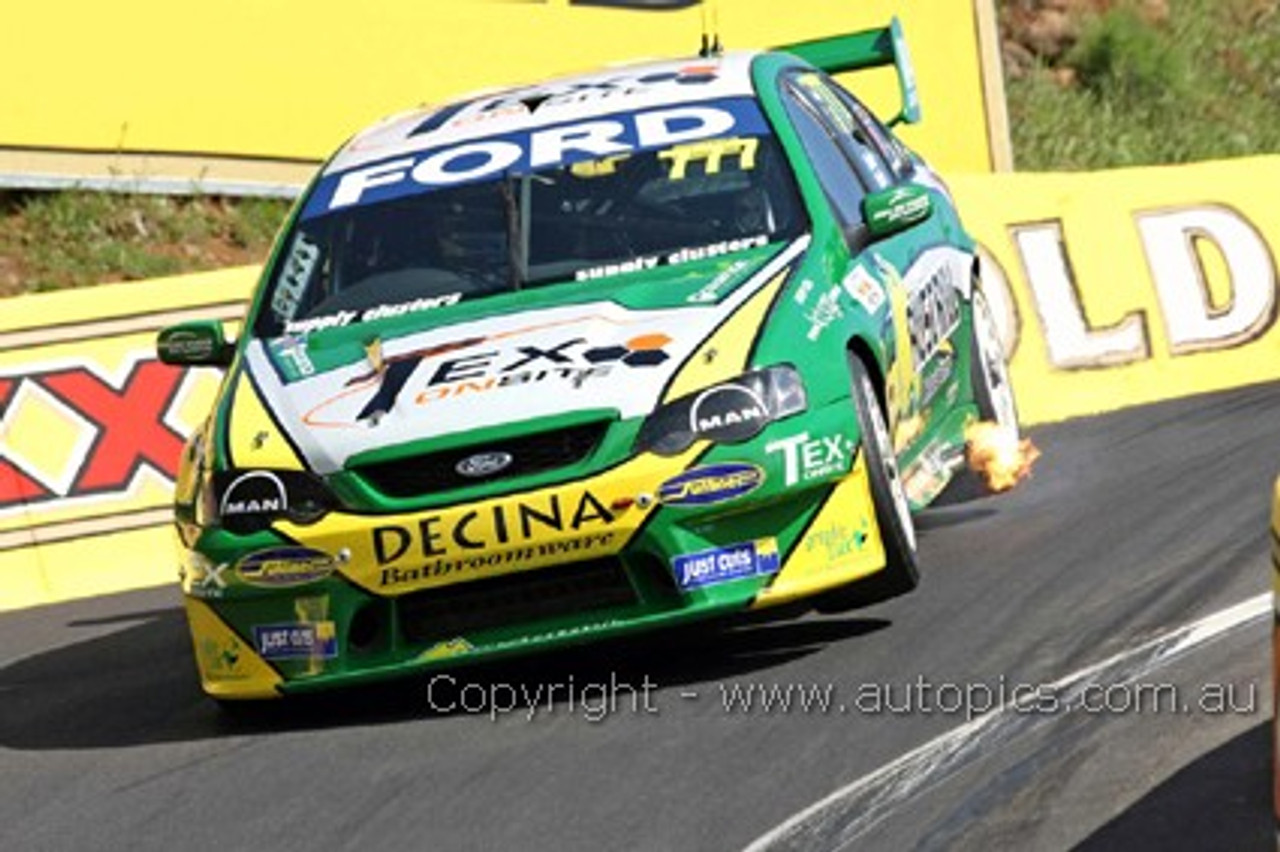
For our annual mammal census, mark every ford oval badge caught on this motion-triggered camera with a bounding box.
[456,451,514,478]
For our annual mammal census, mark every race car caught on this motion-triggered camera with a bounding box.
[157,19,1019,700]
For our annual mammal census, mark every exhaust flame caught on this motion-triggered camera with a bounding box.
[965,421,1041,492]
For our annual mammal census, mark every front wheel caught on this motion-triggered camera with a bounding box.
[815,356,919,611]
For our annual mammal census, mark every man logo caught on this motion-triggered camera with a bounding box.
[688,383,769,444]
[220,470,288,516]
[456,451,514,479]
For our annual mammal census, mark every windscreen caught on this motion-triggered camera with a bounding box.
[255,97,806,338]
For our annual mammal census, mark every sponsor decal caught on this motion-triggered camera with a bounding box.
[842,266,886,316]
[281,292,463,336]
[420,637,475,661]
[359,336,390,421]
[197,636,246,680]
[575,235,768,282]
[379,532,618,588]
[273,336,316,378]
[0,357,187,512]
[868,186,931,230]
[219,470,288,518]
[802,520,870,563]
[212,469,332,532]
[665,234,769,265]
[687,383,769,443]
[302,324,678,428]
[919,349,955,407]
[805,285,844,342]
[906,262,962,367]
[671,537,780,590]
[410,333,671,410]
[305,98,768,217]
[661,136,758,181]
[189,555,230,599]
[902,445,961,506]
[271,233,320,321]
[236,546,347,588]
[765,432,854,487]
[456,451,514,479]
[160,329,216,361]
[875,251,967,426]
[425,64,723,134]
[364,338,386,375]
[284,310,358,335]
[488,618,626,653]
[636,365,804,456]
[361,294,464,323]
[575,255,661,282]
[876,254,919,426]
[688,258,750,304]
[371,489,617,585]
[253,621,338,660]
[657,463,764,506]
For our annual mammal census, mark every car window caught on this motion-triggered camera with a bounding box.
[779,75,868,231]
[790,72,894,191]
[826,78,915,179]
[255,97,808,338]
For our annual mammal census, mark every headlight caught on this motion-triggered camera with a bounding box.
[205,469,336,534]
[634,365,807,457]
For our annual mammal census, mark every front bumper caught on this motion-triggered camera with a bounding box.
[181,400,889,699]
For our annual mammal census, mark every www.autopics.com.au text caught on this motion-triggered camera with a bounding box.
[423,673,1259,724]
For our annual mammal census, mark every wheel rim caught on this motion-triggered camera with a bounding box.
[861,372,916,552]
[974,289,1018,432]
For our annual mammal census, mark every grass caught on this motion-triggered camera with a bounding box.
[1005,0,1280,169]
[0,191,291,297]
[0,0,1277,294]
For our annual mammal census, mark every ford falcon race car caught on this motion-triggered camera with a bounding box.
[157,20,1019,700]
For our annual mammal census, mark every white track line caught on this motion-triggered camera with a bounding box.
[743,593,1271,852]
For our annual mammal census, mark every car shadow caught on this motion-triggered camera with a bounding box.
[914,504,998,531]
[0,601,889,749]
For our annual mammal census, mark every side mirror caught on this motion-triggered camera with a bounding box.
[862,185,933,240]
[156,320,235,368]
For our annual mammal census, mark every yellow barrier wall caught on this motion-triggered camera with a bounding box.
[0,269,253,610]
[0,0,1009,193]
[951,157,1280,425]
[3,157,1277,609]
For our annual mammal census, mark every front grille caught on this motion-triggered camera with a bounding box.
[354,420,609,499]
[399,557,637,644]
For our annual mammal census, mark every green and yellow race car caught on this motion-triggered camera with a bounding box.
[157,20,1019,700]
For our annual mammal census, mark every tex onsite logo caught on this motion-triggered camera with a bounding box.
[0,356,188,512]
[307,326,674,426]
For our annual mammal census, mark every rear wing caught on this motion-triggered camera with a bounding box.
[774,17,921,126]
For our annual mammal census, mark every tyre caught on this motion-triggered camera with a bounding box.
[969,285,1019,435]
[815,355,919,611]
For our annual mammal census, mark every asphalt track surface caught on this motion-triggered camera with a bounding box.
[2,381,1276,851]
